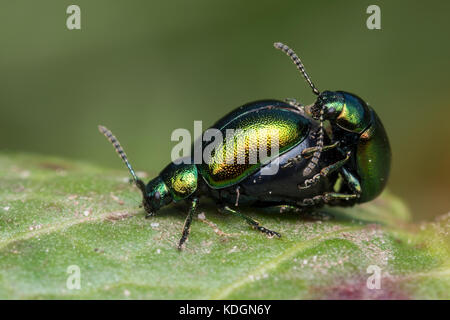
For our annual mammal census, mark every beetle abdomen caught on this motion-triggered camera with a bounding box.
[199,100,310,189]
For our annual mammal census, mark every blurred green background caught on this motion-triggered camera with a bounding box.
[1,1,449,221]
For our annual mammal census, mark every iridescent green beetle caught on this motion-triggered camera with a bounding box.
[99,42,391,249]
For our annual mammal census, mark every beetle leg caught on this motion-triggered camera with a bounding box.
[340,167,362,195]
[277,204,303,213]
[262,204,313,214]
[301,141,339,159]
[299,167,361,207]
[299,192,358,207]
[282,141,339,169]
[299,195,326,207]
[220,205,281,238]
[322,192,359,203]
[299,151,351,190]
[235,186,241,207]
[284,98,304,111]
[281,155,301,168]
[177,197,199,250]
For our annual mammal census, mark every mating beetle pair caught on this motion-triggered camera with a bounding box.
[99,42,391,249]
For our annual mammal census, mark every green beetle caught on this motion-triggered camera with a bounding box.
[99,42,391,249]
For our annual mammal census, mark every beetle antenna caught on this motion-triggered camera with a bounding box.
[98,125,146,194]
[273,42,320,95]
[302,107,325,177]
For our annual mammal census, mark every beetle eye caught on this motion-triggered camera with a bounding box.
[328,107,336,114]
[154,191,161,200]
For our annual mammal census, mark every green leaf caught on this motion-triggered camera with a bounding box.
[0,152,448,299]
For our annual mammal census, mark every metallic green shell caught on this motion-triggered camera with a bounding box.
[199,101,310,189]
[356,109,391,202]
[315,91,371,133]
[160,163,198,201]
[337,92,372,133]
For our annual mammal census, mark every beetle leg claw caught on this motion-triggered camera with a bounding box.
[284,98,305,112]
[299,151,351,190]
[177,198,199,250]
[145,211,155,219]
[221,206,281,239]
[255,225,282,238]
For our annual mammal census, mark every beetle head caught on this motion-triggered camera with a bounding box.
[311,91,372,134]
[310,91,345,121]
[143,177,172,216]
